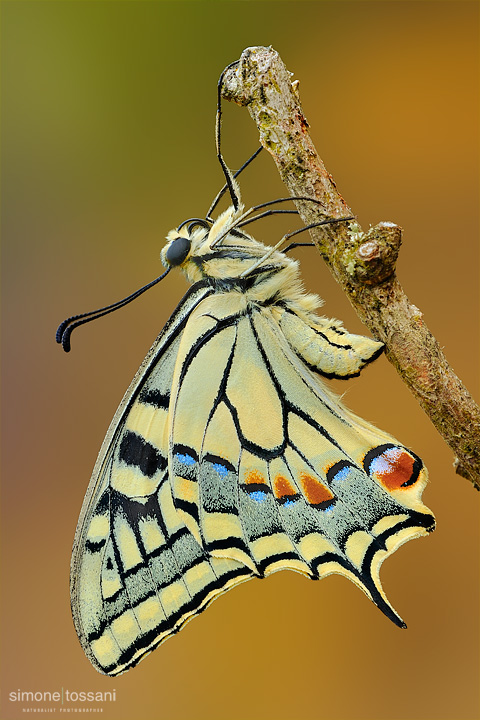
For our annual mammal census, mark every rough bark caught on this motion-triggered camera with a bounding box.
[221,46,480,489]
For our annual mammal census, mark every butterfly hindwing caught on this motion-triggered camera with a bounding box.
[168,293,434,626]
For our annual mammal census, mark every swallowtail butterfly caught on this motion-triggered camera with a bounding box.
[58,62,435,675]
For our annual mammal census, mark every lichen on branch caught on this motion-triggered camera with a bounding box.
[221,46,480,489]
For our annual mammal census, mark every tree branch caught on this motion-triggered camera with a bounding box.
[221,46,480,490]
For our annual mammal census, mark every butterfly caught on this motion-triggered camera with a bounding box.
[58,63,435,676]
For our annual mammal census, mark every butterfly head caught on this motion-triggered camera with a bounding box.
[161,204,294,286]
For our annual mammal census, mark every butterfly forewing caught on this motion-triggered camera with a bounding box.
[71,283,254,675]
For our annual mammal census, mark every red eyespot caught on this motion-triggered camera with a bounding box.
[364,445,422,490]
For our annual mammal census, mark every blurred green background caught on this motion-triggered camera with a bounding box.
[1,2,478,719]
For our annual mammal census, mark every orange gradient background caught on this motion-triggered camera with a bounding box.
[1,2,478,719]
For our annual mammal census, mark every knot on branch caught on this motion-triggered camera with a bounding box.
[343,221,402,285]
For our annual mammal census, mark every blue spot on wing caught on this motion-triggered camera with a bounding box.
[176,453,196,466]
[327,461,355,484]
[250,491,267,503]
[334,466,352,482]
[212,463,229,479]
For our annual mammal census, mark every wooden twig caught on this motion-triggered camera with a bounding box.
[221,46,480,489]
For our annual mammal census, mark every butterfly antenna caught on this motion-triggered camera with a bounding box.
[237,207,299,228]
[282,241,315,253]
[215,61,242,212]
[56,268,171,353]
[240,216,355,277]
[207,146,263,220]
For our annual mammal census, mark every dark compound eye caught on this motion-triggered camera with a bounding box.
[165,236,191,267]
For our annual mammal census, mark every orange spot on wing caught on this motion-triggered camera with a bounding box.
[273,475,297,499]
[245,470,267,485]
[299,473,334,505]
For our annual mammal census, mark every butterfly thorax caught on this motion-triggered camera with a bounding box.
[161,205,323,318]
